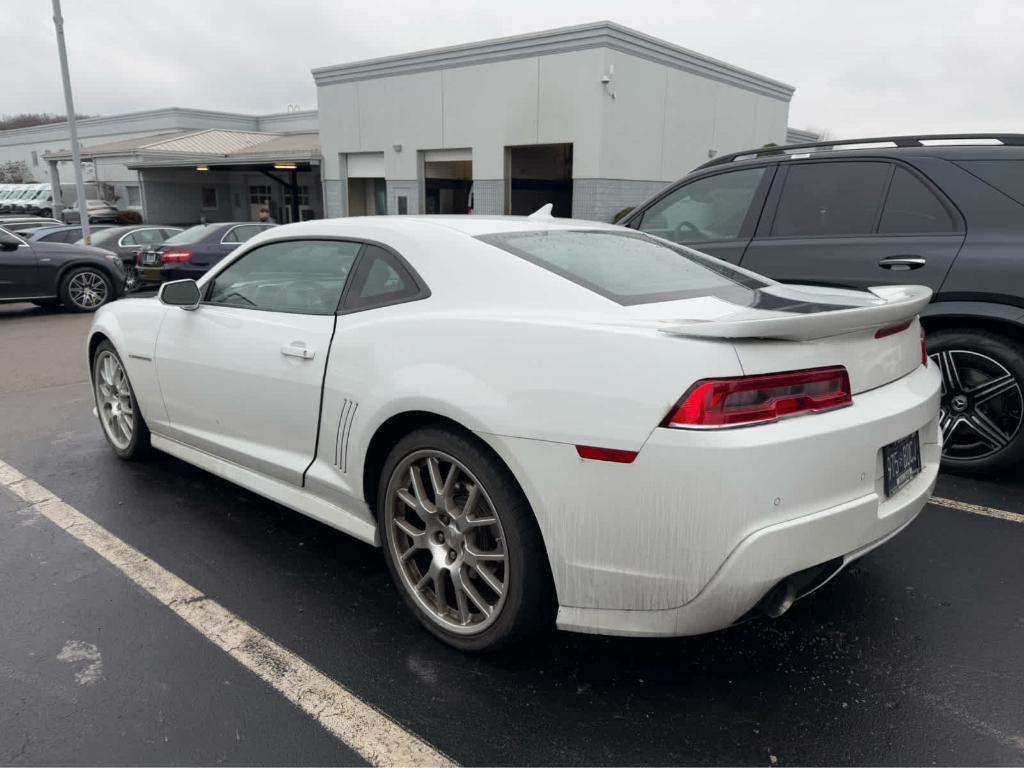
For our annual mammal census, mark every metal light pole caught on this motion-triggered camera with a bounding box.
[51,0,90,244]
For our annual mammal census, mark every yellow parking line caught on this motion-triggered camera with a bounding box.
[0,459,454,768]
[930,496,1024,524]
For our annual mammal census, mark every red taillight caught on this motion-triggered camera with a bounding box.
[921,331,928,367]
[874,319,913,339]
[161,250,192,263]
[664,366,853,429]
[576,445,639,464]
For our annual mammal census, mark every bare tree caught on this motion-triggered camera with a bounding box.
[0,161,34,183]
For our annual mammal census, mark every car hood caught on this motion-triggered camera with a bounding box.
[33,241,119,260]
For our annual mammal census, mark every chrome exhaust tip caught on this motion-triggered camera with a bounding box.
[761,579,797,618]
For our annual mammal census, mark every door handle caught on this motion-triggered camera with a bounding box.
[878,255,926,270]
[281,343,315,360]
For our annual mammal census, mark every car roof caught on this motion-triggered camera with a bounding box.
[260,214,619,240]
[697,133,1024,172]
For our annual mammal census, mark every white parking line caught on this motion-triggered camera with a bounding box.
[0,459,453,768]
[930,496,1024,524]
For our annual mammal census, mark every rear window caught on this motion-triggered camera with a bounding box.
[163,224,213,245]
[478,230,768,306]
[958,160,1024,206]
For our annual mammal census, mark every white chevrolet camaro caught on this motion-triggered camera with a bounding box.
[88,213,941,651]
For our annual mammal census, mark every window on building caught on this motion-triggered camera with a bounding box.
[249,185,272,205]
[283,185,310,207]
[201,187,218,210]
[126,185,142,207]
[771,162,891,237]
[637,167,768,244]
[878,167,957,234]
[31,151,38,167]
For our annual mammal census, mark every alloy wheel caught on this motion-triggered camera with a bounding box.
[384,450,509,635]
[932,349,1023,461]
[69,270,109,309]
[94,351,134,450]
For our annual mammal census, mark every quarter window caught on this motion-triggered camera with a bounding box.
[637,168,768,244]
[208,239,361,314]
[878,167,957,234]
[772,162,891,237]
[343,245,422,311]
[222,224,267,244]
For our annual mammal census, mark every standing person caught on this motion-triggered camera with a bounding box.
[257,206,276,224]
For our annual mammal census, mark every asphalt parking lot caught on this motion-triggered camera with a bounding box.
[1,299,1023,766]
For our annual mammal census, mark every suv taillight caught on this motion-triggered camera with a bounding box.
[161,250,192,263]
[664,366,853,429]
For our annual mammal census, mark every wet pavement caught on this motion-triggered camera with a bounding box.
[1,300,1023,765]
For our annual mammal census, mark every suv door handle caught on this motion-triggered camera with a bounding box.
[281,343,315,360]
[878,256,926,270]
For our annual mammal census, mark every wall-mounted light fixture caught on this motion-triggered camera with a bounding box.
[392,143,403,153]
[273,162,297,170]
[196,164,209,172]
[601,65,616,99]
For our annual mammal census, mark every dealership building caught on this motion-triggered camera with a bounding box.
[0,22,806,225]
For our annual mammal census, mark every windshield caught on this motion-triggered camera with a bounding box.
[162,224,213,245]
[478,229,769,306]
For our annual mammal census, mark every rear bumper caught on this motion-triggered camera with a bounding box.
[481,363,941,637]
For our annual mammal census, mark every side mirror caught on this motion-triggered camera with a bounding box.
[0,240,19,252]
[159,279,201,310]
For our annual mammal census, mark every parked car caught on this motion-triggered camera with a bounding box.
[135,222,276,283]
[83,225,184,267]
[28,224,115,244]
[10,184,52,216]
[1,217,64,233]
[0,185,45,213]
[620,133,1024,476]
[0,225,127,311]
[62,199,121,225]
[88,215,939,651]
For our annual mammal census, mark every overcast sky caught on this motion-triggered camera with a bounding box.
[4,0,1022,138]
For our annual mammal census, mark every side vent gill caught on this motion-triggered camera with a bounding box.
[334,399,359,473]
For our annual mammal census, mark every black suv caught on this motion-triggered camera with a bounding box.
[620,134,1024,476]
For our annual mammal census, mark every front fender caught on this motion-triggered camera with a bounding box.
[88,299,170,428]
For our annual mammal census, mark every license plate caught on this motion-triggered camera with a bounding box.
[883,432,922,497]
[143,253,159,265]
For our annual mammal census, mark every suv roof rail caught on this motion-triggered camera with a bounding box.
[699,133,1024,169]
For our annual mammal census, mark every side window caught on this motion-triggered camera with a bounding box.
[343,245,423,312]
[207,239,361,315]
[132,229,166,245]
[878,167,957,234]
[771,161,891,237]
[222,225,263,244]
[637,167,768,244]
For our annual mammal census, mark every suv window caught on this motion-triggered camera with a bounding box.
[637,168,767,244]
[957,160,1024,206]
[343,245,423,311]
[772,162,891,237]
[878,167,957,234]
[208,239,361,314]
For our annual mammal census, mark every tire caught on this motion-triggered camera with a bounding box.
[60,266,113,312]
[377,426,556,652]
[928,328,1024,476]
[39,208,52,218]
[91,340,152,460]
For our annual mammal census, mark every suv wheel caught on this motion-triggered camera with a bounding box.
[928,328,1024,476]
[60,267,112,312]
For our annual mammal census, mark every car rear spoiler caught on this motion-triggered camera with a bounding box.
[658,285,932,341]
